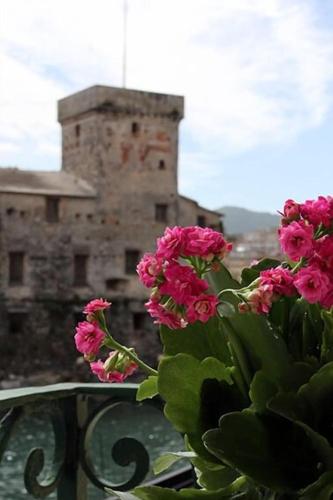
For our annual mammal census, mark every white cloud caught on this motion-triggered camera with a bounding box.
[0,141,18,153]
[1,0,333,170]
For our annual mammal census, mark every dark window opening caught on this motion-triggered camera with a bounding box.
[6,207,15,216]
[8,313,27,335]
[87,214,93,221]
[46,197,60,223]
[106,278,126,291]
[9,252,24,285]
[20,210,26,218]
[131,122,139,135]
[73,312,84,325]
[75,124,81,138]
[125,250,140,275]
[155,204,168,223]
[158,159,166,170]
[74,254,88,286]
[197,215,207,227]
[133,312,146,331]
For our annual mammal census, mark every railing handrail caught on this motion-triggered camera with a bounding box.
[0,382,139,409]
[0,382,195,498]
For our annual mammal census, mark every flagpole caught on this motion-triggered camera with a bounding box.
[122,0,128,88]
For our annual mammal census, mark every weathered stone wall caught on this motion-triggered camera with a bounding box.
[0,189,156,383]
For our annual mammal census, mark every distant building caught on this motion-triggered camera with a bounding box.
[0,85,221,383]
[225,228,283,278]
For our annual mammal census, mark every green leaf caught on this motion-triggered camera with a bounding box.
[240,258,281,287]
[220,314,291,388]
[160,317,232,366]
[136,376,158,402]
[108,477,250,499]
[298,361,333,446]
[191,454,239,490]
[321,310,333,363]
[203,410,330,493]
[300,471,333,500]
[268,392,306,422]
[153,451,196,475]
[217,301,235,318]
[206,262,241,295]
[249,370,277,413]
[158,354,233,459]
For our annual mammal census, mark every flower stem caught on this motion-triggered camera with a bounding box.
[98,313,158,376]
[105,334,158,376]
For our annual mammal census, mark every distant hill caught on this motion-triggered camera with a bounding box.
[218,206,280,236]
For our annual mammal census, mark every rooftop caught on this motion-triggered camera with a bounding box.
[0,168,96,198]
[58,85,184,123]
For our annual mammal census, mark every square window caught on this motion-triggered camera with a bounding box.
[9,252,24,285]
[8,313,27,335]
[131,122,139,135]
[155,204,168,223]
[197,215,206,227]
[46,197,60,223]
[125,250,140,275]
[133,312,147,331]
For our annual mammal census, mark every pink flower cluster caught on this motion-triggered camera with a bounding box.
[239,266,296,315]
[239,195,333,314]
[278,196,333,308]
[137,226,232,328]
[74,299,138,382]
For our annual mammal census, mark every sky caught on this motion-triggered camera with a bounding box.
[1,0,333,213]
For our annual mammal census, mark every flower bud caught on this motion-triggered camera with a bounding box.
[103,351,120,373]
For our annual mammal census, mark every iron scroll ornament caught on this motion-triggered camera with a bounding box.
[0,403,66,498]
[79,398,151,492]
[23,403,67,498]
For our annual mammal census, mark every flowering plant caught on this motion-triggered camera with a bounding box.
[75,196,333,499]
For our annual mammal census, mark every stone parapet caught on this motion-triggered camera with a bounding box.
[58,85,184,123]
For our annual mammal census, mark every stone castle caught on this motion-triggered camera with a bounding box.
[0,85,222,383]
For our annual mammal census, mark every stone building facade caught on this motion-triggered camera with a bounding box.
[0,85,222,384]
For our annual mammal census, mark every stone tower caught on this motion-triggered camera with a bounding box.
[58,85,184,231]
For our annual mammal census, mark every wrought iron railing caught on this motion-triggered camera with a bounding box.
[0,383,194,499]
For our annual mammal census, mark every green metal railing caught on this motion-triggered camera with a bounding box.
[0,383,193,499]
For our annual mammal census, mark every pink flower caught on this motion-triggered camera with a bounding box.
[182,226,232,259]
[281,199,300,223]
[159,262,208,305]
[186,294,219,323]
[247,285,274,314]
[74,321,105,355]
[260,266,296,296]
[90,352,138,383]
[83,298,111,315]
[156,226,185,260]
[315,235,333,272]
[145,298,186,329]
[300,196,331,228]
[279,221,314,261]
[90,360,121,382]
[137,253,163,288]
[321,287,333,309]
[294,266,331,304]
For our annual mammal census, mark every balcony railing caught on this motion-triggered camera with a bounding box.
[0,383,194,499]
